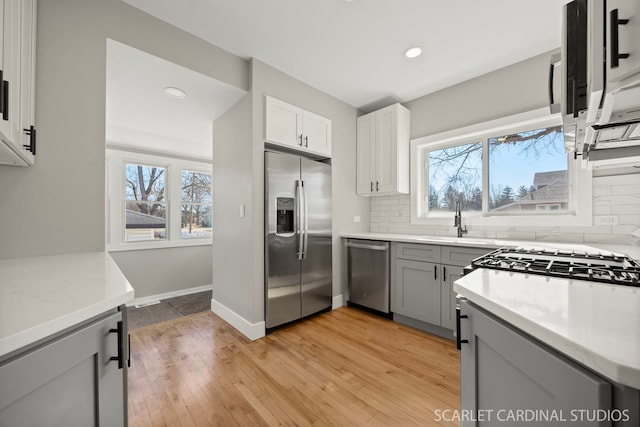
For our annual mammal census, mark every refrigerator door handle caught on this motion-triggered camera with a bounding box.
[296,180,304,260]
[302,180,308,260]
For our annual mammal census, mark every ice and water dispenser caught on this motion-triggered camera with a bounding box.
[276,197,295,235]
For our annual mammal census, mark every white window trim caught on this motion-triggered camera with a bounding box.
[106,149,213,251]
[410,108,593,227]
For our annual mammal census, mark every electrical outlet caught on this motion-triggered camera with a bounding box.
[353,216,361,223]
[594,215,618,225]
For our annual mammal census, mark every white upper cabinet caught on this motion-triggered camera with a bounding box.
[265,96,331,157]
[356,103,410,196]
[0,0,36,167]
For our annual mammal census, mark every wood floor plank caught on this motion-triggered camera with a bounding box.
[128,307,460,426]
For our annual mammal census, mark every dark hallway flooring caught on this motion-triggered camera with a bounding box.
[127,290,212,329]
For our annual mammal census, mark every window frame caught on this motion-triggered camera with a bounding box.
[410,108,593,227]
[106,149,213,251]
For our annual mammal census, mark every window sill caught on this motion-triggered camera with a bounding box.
[107,238,212,252]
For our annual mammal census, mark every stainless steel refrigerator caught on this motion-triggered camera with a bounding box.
[265,151,332,330]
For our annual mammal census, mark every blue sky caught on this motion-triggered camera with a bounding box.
[489,138,567,192]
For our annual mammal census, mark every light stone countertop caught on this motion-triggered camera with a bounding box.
[454,268,640,389]
[340,232,640,260]
[0,252,134,358]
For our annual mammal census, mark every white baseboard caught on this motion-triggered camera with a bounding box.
[211,298,265,341]
[332,294,344,310]
[126,284,213,307]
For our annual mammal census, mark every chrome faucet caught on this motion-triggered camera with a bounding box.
[454,200,468,238]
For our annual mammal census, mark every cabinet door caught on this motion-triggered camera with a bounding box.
[607,0,640,83]
[459,300,612,427]
[265,96,303,149]
[0,0,19,146]
[302,109,331,156]
[440,264,463,330]
[356,112,375,195]
[374,105,398,194]
[16,0,35,164]
[394,259,441,324]
[0,311,127,427]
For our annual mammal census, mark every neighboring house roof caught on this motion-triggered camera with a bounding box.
[492,170,568,211]
[533,170,567,188]
[126,209,165,228]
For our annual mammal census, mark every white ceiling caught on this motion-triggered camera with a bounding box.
[107,0,569,159]
[122,0,569,111]
[105,39,246,160]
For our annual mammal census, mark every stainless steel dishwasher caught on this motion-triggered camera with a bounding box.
[346,239,390,314]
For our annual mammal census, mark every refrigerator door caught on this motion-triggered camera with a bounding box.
[265,152,302,328]
[300,157,332,317]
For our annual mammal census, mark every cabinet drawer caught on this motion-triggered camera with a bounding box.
[394,243,441,263]
[441,246,493,267]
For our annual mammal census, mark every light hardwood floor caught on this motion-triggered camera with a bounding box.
[128,307,461,426]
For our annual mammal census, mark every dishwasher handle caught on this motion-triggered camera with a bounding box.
[346,241,388,251]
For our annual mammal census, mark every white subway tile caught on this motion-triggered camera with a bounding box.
[534,232,584,243]
[611,184,640,196]
[611,224,639,234]
[496,231,536,241]
[594,174,640,186]
[558,225,612,234]
[592,205,612,215]
[592,186,612,197]
[593,195,640,206]
[619,214,640,225]
[515,226,560,233]
[583,234,635,244]
[611,204,640,214]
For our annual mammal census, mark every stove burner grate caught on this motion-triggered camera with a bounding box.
[471,247,640,287]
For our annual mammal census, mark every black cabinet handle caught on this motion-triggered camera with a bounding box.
[127,333,131,368]
[23,126,36,155]
[434,265,437,280]
[298,134,303,146]
[109,320,125,369]
[2,80,8,121]
[610,9,630,69]
[304,135,308,147]
[370,182,373,192]
[376,181,379,191]
[456,307,469,350]
[0,69,3,115]
[443,266,447,282]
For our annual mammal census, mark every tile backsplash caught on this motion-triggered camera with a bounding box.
[370,173,640,245]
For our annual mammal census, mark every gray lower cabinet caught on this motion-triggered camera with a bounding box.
[392,243,490,333]
[440,264,464,330]
[394,258,441,324]
[0,308,128,427]
[459,300,639,427]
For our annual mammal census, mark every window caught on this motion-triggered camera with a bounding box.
[125,163,167,241]
[181,170,212,239]
[411,109,592,227]
[107,149,212,251]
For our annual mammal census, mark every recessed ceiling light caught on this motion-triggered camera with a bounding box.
[404,47,422,59]
[164,86,186,99]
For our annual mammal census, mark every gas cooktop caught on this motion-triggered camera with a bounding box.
[470,247,640,287]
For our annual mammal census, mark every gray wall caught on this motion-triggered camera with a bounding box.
[406,51,551,139]
[211,94,255,320]
[211,59,368,326]
[110,246,213,297]
[0,0,247,297]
